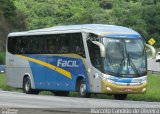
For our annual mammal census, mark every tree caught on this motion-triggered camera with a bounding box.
[142,3,160,47]
[14,0,56,29]
[99,0,113,9]
[13,0,160,48]
[0,0,26,51]
[14,0,103,29]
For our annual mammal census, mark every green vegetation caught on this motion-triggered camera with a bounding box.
[1,0,160,63]
[1,73,160,102]
[128,73,160,101]
[0,52,5,64]
[0,0,160,49]
[0,73,6,90]
[0,0,26,51]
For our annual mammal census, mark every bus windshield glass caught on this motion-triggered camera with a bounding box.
[103,38,146,77]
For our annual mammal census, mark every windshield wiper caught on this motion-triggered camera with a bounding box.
[116,58,124,75]
[127,53,140,77]
[116,47,126,76]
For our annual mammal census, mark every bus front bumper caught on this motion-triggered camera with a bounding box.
[101,80,147,94]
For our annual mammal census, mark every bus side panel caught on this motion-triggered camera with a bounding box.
[46,55,90,92]
[26,55,90,92]
[27,54,47,89]
[6,53,35,89]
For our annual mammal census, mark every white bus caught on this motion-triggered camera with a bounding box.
[6,24,155,100]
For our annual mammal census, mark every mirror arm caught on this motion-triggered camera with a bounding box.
[92,41,105,57]
[145,44,156,59]
[92,41,106,73]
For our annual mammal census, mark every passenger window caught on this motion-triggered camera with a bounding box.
[8,37,17,54]
[69,33,85,57]
[57,34,70,54]
[8,33,86,57]
[46,35,57,54]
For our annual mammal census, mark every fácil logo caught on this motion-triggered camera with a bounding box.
[57,59,79,67]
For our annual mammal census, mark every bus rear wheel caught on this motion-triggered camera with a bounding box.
[23,76,39,94]
[114,94,127,100]
[78,79,91,98]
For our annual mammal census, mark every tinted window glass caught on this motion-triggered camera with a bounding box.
[8,33,85,57]
[87,34,101,70]
[8,36,45,54]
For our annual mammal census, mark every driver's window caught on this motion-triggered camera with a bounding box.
[87,34,101,70]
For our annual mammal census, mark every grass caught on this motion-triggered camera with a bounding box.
[127,73,160,101]
[0,73,160,102]
[0,73,22,92]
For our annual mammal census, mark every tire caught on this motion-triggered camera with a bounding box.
[23,77,39,94]
[114,94,127,100]
[53,91,69,96]
[78,79,91,98]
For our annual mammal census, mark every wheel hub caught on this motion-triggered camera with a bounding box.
[80,84,86,96]
[25,80,30,92]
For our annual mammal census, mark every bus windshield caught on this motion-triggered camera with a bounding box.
[103,38,146,77]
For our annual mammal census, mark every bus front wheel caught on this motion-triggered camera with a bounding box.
[23,76,39,94]
[78,79,91,98]
[114,94,127,100]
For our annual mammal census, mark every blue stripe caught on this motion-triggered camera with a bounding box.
[106,34,141,39]
[110,77,132,83]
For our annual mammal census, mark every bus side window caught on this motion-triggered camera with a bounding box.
[18,37,29,54]
[48,41,56,54]
[46,35,56,54]
[8,37,17,54]
[15,39,22,54]
[60,34,69,54]
[26,36,39,54]
[8,37,27,54]
[70,33,85,58]
[56,34,69,54]
[21,36,31,54]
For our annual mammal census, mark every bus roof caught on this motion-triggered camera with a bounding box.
[8,24,141,38]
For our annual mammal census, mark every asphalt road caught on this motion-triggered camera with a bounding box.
[0,90,160,114]
[148,58,160,72]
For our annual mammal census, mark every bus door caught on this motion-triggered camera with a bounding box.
[87,39,102,92]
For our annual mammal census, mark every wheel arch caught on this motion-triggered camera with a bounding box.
[23,73,35,89]
[76,75,91,97]
[75,75,85,91]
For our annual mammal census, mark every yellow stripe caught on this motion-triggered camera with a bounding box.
[16,55,72,79]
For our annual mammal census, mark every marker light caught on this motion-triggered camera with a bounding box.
[106,87,112,91]
[142,88,146,92]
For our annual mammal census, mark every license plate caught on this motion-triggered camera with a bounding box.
[124,88,132,92]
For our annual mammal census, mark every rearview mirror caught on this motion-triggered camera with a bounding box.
[145,44,156,59]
